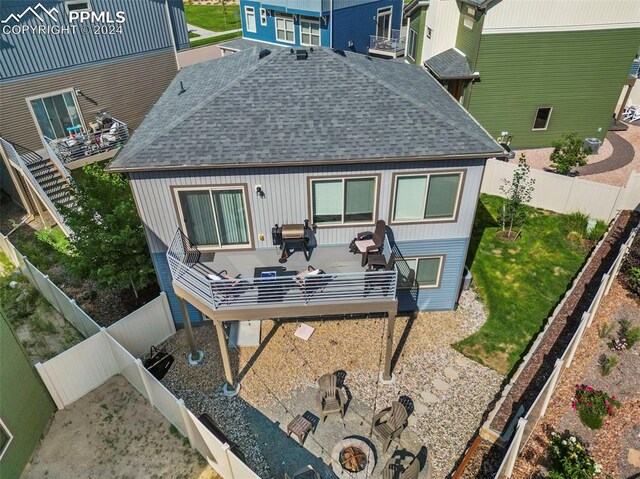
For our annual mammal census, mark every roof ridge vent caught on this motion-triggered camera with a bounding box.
[259,49,271,59]
[296,49,308,60]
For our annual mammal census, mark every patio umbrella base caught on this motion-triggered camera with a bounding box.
[223,382,241,397]
[187,349,205,365]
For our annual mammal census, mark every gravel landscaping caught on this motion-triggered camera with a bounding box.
[158,289,503,479]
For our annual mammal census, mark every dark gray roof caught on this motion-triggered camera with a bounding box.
[218,38,285,52]
[109,47,503,171]
[424,48,478,80]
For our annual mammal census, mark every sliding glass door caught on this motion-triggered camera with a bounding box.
[29,91,82,140]
[177,187,251,249]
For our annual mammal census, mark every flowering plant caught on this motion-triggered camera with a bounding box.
[608,337,627,351]
[572,384,621,429]
[548,432,602,479]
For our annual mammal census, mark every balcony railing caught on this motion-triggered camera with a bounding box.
[44,118,129,164]
[369,29,405,56]
[167,229,397,312]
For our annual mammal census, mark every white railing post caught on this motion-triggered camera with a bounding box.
[160,291,177,335]
[42,275,63,314]
[222,443,236,479]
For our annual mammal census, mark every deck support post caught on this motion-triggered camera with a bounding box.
[215,320,240,397]
[179,296,204,365]
[381,309,396,383]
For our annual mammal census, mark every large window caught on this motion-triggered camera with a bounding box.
[275,13,295,43]
[407,28,418,60]
[300,17,320,46]
[392,172,463,223]
[28,90,83,140]
[376,6,392,38]
[0,418,12,461]
[310,176,377,225]
[397,256,444,289]
[532,106,553,131]
[245,6,256,33]
[175,187,251,249]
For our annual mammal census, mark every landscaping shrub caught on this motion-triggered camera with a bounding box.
[550,132,588,175]
[619,233,640,298]
[618,319,640,349]
[563,212,608,247]
[598,354,618,376]
[572,384,620,429]
[548,432,602,479]
[35,228,71,256]
[597,322,615,339]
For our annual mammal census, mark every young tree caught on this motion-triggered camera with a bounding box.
[550,132,588,175]
[59,164,155,298]
[499,154,536,239]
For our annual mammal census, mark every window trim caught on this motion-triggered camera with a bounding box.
[245,6,257,33]
[299,16,321,46]
[389,170,465,225]
[25,88,86,142]
[376,6,393,39]
[407,27,418,61]
[274,12,296,44]
[172,184,254,252]
[260,8,267,26]
[0,418,13,461]
[307,174,380,228]
[463,6,475,29]
[64,0,91,13]
[532,106,553,131]
[398,255,445,289]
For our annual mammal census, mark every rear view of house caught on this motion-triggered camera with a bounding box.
[404,0,640,148]
[0,0,189,232]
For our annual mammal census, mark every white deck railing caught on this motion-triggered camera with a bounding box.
[369,29,405,54]
[167,229,397,311]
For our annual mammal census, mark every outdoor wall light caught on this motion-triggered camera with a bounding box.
[256,185,265,198]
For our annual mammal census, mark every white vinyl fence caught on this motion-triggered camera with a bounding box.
[1,232,259,478]
[0,233,100,337]
[495,223,639,478]
[481,160,640,220]
[36,328,261,479]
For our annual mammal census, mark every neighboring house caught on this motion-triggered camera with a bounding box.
[227,0,404,57]
[0,311,55,479]
[0,0,189,233]
[107,46,506,351]
[403,0,640,148]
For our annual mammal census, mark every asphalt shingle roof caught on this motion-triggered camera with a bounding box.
[109,47,503,171]
[424,48,478,80]
[217,38,286,52]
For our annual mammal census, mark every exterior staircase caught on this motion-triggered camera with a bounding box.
[0,137,74,235]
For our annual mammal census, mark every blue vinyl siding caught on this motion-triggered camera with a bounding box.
[1,0,188,81]
[332,0,402,53]
[152,252,204,328]
[395,237,468,311]
[239,0,400,53]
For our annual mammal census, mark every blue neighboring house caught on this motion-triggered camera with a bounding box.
[228,0,404,57]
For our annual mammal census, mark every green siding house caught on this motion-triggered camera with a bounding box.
[404,0,640,148]
[0,311,55,478]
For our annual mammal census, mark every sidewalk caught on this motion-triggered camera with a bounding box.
[187,23,241,40]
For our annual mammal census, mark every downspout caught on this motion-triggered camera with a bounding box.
[164,0,180,69]
[329,0,333,48]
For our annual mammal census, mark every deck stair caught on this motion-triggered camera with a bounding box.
[0,137,75,235]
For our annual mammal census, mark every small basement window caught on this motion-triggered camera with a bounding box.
[65,0,90,12]
[260,8,267,26]
[532,107,553,130]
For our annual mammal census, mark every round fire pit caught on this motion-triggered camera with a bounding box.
[331,438,376,478]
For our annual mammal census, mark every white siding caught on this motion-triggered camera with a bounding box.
[129,159,485,254]
[483,0,640,34]
[423,0,460,62]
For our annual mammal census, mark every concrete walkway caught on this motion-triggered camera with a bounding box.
[575,131,635,176]
[187,23,241,40]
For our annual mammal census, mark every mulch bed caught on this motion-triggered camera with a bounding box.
[490,210,639,433]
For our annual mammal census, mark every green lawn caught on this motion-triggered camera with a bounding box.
[454,194,592,375]
[189,31,242,48]
[184,4,241,32]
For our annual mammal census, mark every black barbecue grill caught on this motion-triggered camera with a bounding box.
[272,220,312,262]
